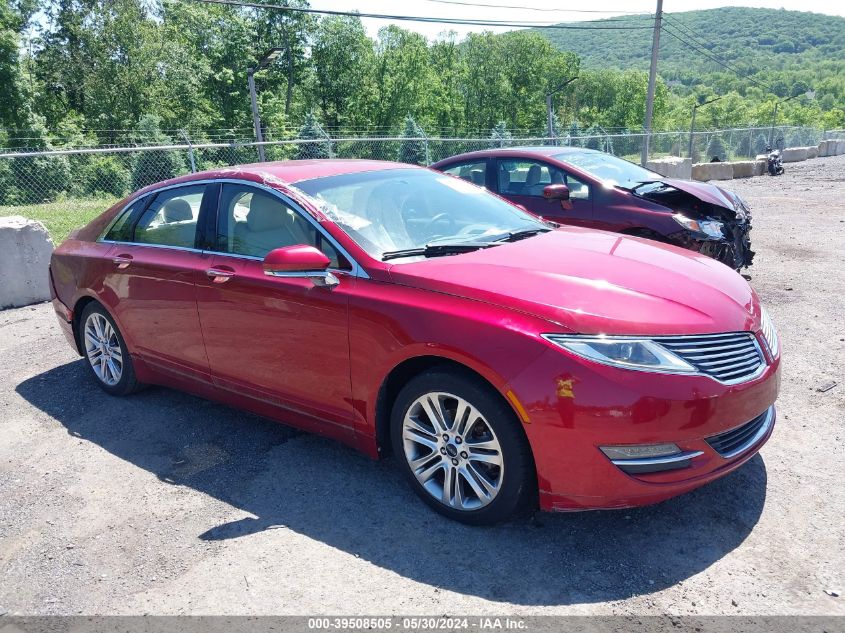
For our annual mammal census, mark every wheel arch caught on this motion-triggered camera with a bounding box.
[70,296,101,356]
[374,354,528,459]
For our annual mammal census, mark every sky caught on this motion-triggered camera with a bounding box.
[308,0,845,40]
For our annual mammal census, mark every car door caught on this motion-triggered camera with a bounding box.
[194,182,355,432]
[494,158,594,227]
[102,183,213,381]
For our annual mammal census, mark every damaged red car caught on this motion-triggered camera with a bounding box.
[432,147,755,270]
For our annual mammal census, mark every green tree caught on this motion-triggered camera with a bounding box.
[397,115,428,165]
[0,0,36,130]
[296,111,332,159]
[310,15,375,130]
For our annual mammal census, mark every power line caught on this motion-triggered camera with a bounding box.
[661,22,771,92]
[662,15,771,91]
[421,0,651,15]
[187,0,655,29]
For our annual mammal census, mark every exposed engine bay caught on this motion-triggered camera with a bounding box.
[632,181,755,270]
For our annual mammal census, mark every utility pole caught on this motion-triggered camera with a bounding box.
[641,0,663,166]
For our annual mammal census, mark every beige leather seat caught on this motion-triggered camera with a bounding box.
[233,193,310,257]
[524,164,545,196]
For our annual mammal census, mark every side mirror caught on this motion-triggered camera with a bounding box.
[543,184,570,201]
[263,245,338,288]
[543,184,573,211]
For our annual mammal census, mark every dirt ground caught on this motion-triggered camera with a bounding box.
[0,155,843,616]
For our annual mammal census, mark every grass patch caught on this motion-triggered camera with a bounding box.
[0,197,117,244]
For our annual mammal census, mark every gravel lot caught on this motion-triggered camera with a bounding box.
[1,155,843,616]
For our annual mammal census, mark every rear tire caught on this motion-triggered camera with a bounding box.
[79,302,142,396]
[390,369,536,525]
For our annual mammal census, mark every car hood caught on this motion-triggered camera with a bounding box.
[387,228,760,335]
[659,178,739,210]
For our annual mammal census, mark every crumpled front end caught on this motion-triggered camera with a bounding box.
[635,180,756,270]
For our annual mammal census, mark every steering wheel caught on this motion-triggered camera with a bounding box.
[422,212,457,237]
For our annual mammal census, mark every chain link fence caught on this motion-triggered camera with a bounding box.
[0,126,835,213]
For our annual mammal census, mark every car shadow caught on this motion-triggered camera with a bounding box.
[17,360,768,606]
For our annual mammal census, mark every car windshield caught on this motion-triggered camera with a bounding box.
[295,168,546,260]
[556,151,661,189]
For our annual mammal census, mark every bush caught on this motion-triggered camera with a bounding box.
[83,157,130,197]
[397,115,429,165]
[296,111,333,160]
[0,155,72,205]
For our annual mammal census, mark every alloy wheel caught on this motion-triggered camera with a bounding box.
[402,391,504,511]
[83,313,123,386]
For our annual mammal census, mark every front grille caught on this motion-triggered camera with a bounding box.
[706,408,772,458]
[658,332,764,383]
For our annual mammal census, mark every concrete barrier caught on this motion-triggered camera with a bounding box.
[692,162,734,181]
[729,160,766,178]
[817,141,831,157]
[782,147,809,162]
[646,156,692,180]
[837,140,845,155]
[805,146,818,159]
[0,216,54,309]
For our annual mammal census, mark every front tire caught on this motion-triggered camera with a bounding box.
[390,370,536,525]
[80,302,142,396]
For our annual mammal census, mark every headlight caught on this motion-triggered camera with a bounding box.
[543,335,697,374]
[673,214,724,239]
[760,307,779,357]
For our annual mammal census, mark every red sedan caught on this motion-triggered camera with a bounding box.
[49,160,780,524]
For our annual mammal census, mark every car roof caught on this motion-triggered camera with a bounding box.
[133,159,416,197]
[431,146,602,165]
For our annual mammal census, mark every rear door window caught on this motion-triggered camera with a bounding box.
[133,185,206,249]
[441,161,488,188]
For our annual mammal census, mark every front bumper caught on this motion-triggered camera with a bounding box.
[506,345,781,511]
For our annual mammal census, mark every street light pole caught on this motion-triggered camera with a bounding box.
[246,47,285,163]
[545,76,578,140]
[248,68,266,163]
[688,95,722,159]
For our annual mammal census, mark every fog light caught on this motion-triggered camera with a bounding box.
[600,443,680,460]
[600,443,702,475]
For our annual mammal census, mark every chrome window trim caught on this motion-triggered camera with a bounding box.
[96,177,369,279]
[708,406,775,460]
[542,331,768,386]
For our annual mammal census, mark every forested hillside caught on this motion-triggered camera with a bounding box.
[536,8,845,116]
[0,1,843,153]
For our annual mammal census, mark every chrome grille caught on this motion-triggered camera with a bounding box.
[658,332,764,383]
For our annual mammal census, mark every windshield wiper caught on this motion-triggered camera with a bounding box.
[382,241,498,261]
[490,227,552,243]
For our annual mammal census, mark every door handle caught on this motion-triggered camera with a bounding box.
[112,254,133,269]
[206,268,235,283]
